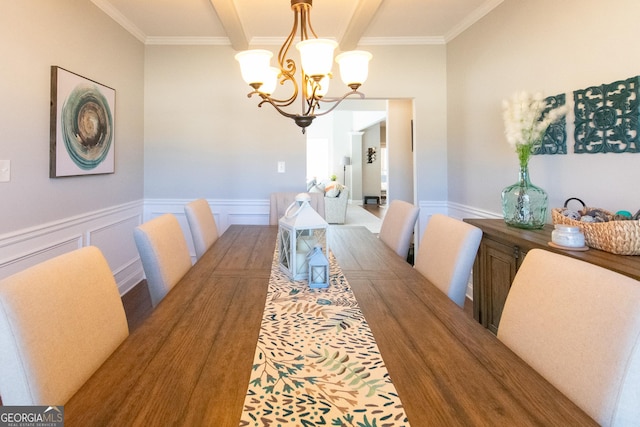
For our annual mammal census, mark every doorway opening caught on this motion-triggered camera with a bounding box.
[305,99,414,207]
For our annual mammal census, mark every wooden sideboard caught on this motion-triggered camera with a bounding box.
[464,218,640,334]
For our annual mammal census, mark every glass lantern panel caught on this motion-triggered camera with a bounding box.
[279,228,291,269]
[294,228,327,278]
[310,266,327,284]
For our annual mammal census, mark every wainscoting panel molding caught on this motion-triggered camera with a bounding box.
[0,200,144,295]
[143,198,270,262]
[0,198,500,298]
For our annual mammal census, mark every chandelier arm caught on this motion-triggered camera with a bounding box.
[256,95,309,120]
[312,91,366,118]
[246,90,297,108]
[273,3,302,109]
[300,4,318,40]
[236,0,370,133]
[277,12,297,74]
[302,79,321,117]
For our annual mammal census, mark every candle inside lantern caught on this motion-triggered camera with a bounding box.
[296,251,309,275]
[296,235,317,252]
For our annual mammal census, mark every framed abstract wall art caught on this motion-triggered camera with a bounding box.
[50,66,115,177]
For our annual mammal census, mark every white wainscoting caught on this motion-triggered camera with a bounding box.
[143,198,270,263]
[0,198,499,299]
[0,200,144,295]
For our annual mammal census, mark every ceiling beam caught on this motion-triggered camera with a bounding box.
[209,0,248,50]
[340,0,384,51]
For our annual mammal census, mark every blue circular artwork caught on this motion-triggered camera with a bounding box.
[61,84,113,170]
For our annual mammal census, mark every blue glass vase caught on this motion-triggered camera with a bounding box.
[501,164,548,229]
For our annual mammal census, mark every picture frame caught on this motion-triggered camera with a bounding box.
[50,66,115,177]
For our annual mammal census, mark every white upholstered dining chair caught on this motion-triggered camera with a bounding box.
[0,246,129,405]
[134,213,192,307]
[413,214,482,307]
[184,198,219,260]
[378,199,419,258]
[498,249,640,426]
[269,192,325,225]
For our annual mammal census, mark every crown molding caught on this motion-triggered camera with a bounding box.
[92,0,504,47]
[90,0,146,43]
[444,0,504,43]
[359,36,446,46]
[146,37,231,46]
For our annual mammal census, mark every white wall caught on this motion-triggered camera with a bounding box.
[0,1,145,293]
[447,0,640,217]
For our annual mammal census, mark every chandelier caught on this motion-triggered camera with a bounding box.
[235,0,372,133]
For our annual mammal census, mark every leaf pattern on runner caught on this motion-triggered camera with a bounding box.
[239,247,410,427]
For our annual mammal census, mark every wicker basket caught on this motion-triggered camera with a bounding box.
[551,204,640,255]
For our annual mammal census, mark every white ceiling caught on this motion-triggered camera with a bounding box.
[90,0,503,49]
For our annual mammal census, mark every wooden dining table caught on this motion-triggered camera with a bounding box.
[64,225,597,426]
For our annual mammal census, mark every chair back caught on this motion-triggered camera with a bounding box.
[378,200,419,258]
[498,249,640,426]
[0,246,128,405]
[134,214,192,307]
[184,198,219,259]
[269,192,325,225]
[414,214,482,307]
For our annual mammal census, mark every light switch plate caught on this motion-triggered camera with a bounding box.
[0,160,9,182]
[277,161,285,173]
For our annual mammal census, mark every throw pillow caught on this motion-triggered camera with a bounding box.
[325,182,342,198]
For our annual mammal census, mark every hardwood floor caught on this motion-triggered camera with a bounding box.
[362,203,386,219]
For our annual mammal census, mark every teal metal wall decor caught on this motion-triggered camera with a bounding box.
[533,94,567,155]
[573,76,640,153]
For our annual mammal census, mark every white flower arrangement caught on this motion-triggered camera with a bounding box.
[502,91,568,167]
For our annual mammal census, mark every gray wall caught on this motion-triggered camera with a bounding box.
[387,99,414,203]
[0,1,144,234]
[144,45,312,198]
[447,0,640,216]
[362,124,382,198]
[143,44,448,203]
[6,1,637,288]
[0,1,144,291]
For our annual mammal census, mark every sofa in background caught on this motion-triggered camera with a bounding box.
[307,179,349,224]
[325,188,349,224]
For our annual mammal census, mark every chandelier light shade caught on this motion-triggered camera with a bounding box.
[234,50,273,89]
[296,39,337,78]
[336,51,373,88]
[234,0,372,133]
[260,67,280,95]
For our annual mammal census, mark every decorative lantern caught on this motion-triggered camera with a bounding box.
[278,193,329,281]
[307,245,329,288]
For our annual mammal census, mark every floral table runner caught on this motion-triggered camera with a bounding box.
[240,248,410,427]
